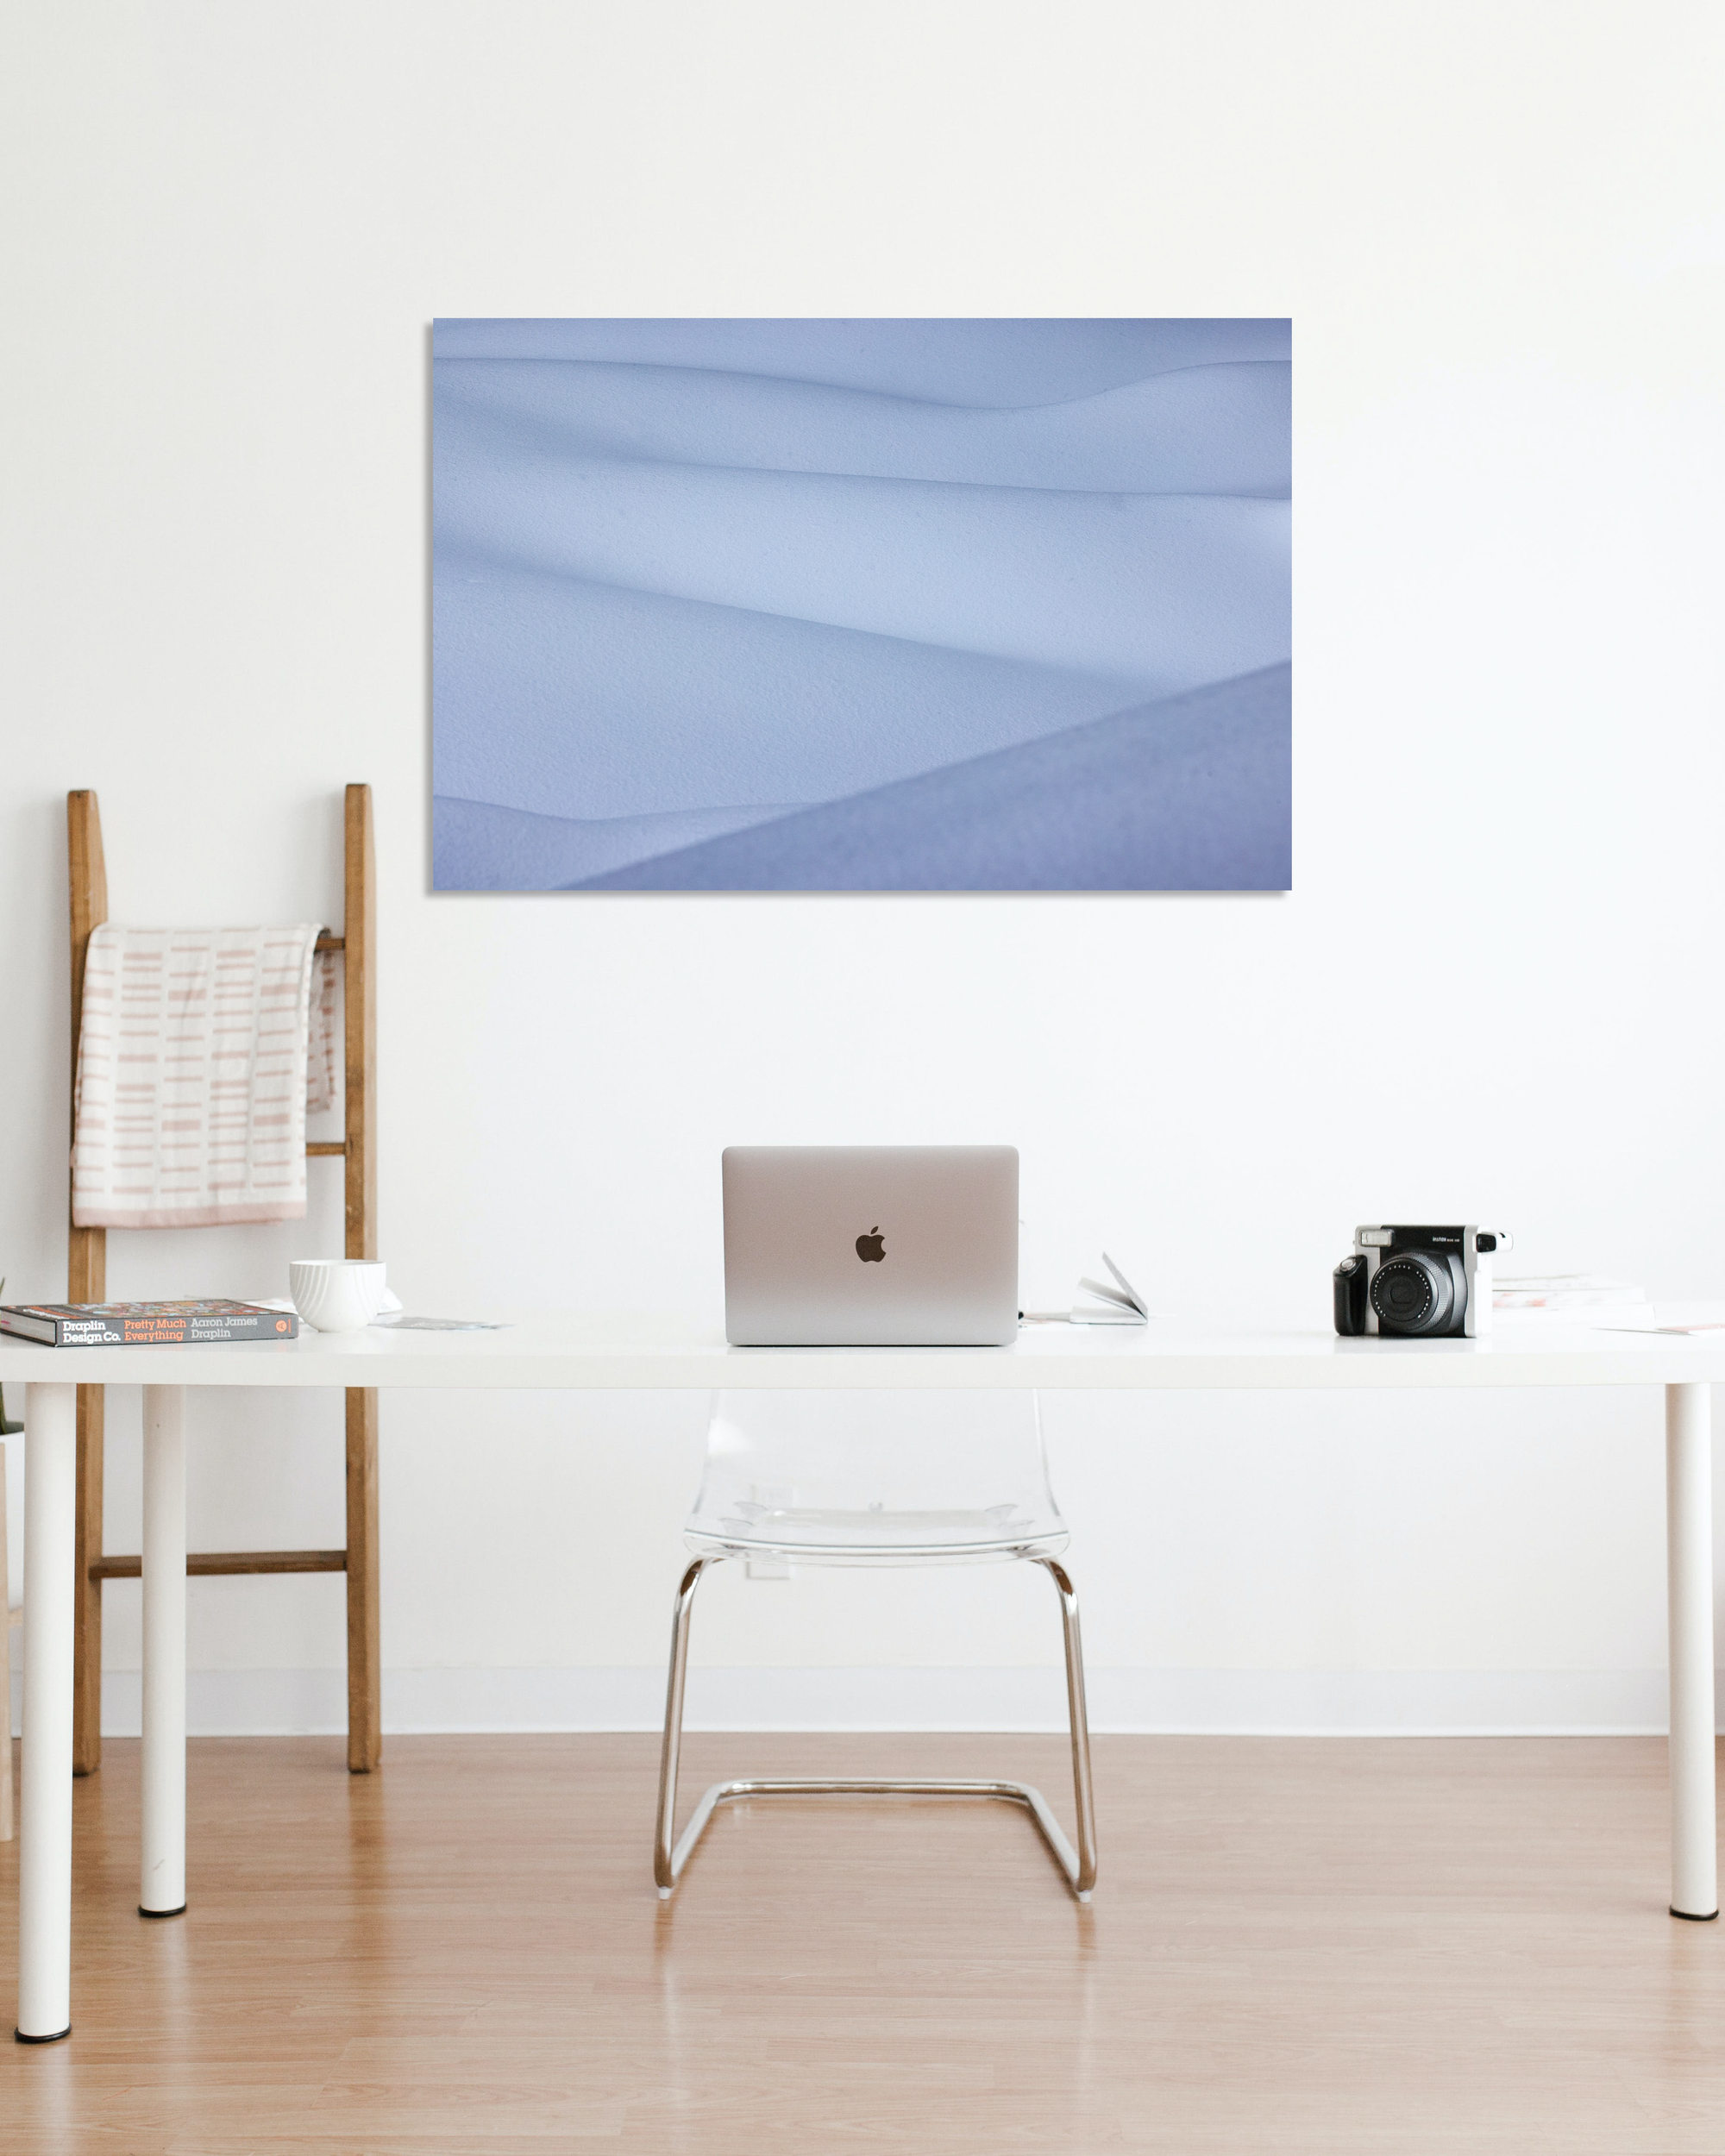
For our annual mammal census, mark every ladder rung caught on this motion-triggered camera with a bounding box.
[305,1141,347,1156]
[313,932,345,953]
[91,1549,347,1580]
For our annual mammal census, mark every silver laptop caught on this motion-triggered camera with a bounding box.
[723,1146,1019,1346]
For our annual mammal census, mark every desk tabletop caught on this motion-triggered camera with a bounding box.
[2,1313,1722,1390]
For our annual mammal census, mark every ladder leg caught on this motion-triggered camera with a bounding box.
[72,1384,104,1776]
[341,785,379,1773]
[67,797,109,1779]
[345,1387,380,1772]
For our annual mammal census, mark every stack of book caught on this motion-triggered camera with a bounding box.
[0,1300,298,1345]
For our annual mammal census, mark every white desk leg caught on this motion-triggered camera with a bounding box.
[141,1385,186,1917]
[17,1382,76,2042]
[1666,1381,1718,1919]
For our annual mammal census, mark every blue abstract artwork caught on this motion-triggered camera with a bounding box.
[431,319,1290,891]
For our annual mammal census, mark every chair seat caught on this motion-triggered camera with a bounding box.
[687,1498,1069,1564]
[685,1391,1070,1563]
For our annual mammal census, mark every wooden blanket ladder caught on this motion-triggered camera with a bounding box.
[66,783,380,1774]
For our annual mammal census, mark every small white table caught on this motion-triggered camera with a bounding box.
[6,1316,1721,2041]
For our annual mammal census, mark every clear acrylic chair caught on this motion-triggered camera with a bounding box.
[654,1389,1097,1901]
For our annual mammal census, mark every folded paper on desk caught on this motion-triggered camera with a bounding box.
[1601,1320,1725,1337]
[368,1313,511,1332]
[1070,1254,1153,1326]
[254,1296,507,1333]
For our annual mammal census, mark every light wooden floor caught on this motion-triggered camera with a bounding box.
[3,1733,1724,2152]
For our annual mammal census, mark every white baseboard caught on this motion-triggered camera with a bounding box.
[36,1664,1694,1739]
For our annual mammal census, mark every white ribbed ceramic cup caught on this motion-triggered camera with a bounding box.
[289,1258,387,1333]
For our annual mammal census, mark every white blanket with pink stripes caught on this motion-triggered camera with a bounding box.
[72,924,329,1229]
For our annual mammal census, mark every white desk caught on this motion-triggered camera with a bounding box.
[6,1315,1722,2042]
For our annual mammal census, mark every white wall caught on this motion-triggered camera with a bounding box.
[3,0,1724,1735]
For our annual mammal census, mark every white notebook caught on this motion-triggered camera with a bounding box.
[1070,1254,1151,1326]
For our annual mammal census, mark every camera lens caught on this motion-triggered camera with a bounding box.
[1370,1251,1456,1336]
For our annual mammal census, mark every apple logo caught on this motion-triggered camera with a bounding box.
[856,1226,885,1263]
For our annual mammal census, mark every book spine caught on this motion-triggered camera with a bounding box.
[113,1315,298,1344]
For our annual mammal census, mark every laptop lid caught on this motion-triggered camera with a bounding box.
[723,1145,1019,1346]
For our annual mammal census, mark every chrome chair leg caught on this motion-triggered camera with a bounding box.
[654,1556,712,1896]
[1038,1556,1098,1898]
[653,1550,1099,1904]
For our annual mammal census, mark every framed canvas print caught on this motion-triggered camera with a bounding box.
[431,318,1290,891]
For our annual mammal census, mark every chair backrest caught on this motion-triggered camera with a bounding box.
[689,1389,1063,1552]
